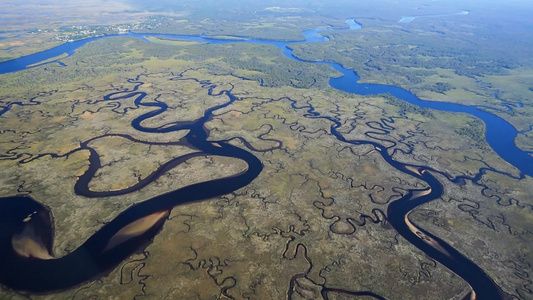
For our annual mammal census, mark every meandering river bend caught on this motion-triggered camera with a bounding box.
[0,19,530,299]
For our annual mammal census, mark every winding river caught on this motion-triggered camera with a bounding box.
[0,18,530,299]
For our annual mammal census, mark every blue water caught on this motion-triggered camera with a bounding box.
[0,19,531,177]
[0,36,102,72]
[345,19,362,30]
[328,65,532,176]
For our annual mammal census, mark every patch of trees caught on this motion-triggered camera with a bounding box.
[421,82,454,94]
[383,94,435,119]
[454,119,485,145]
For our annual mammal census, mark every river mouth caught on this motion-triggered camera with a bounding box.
[0,17,526,299]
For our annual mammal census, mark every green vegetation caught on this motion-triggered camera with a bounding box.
[383,93,435,119]
[0,0,531,299]
[454,119,485,147]
[0,36,337,91]
[143,36,205,46]
[287,6,533,131]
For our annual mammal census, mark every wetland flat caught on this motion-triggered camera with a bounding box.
[0,0,532,299]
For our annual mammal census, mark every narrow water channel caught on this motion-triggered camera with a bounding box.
[0,18,527,299]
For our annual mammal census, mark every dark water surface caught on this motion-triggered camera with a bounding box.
[0,20,530,177]
[0,18,527,299]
